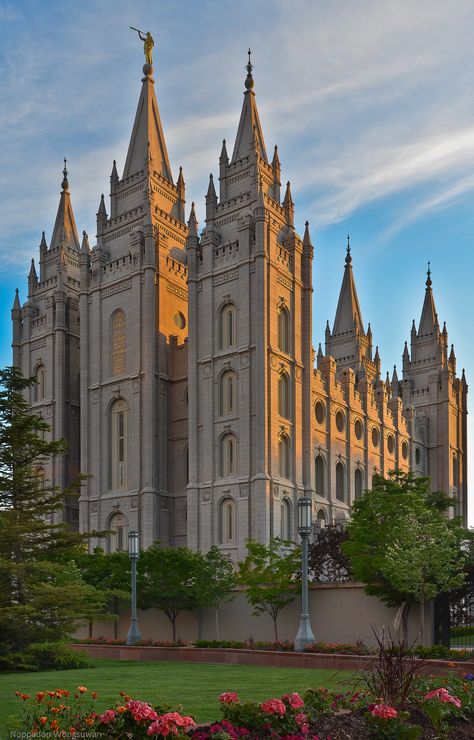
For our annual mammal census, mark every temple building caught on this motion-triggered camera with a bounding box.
[11,49,468,558]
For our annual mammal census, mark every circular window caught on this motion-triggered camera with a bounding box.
[415,447,421,465]
[372,427,380,447]
[354,419,363,440]
[174,311,186,329]
[387,434,395,454]
[315,401,325,424]
[335,411,345,433]
[402,441,408,460]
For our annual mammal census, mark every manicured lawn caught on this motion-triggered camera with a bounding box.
[1,658,353,731]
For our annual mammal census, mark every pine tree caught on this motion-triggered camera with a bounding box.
[0,366,106,670]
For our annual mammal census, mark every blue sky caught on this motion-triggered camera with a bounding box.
[0,0,472,519]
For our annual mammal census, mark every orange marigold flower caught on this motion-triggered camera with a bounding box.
[50,720,60,731]
[21,694,30,701]
[116,705,127,713]
[36,692,45,702]
[51,707,60,714]
[448,661,456,668]
[70,728,76,734]
[85,717,95,726]
[78,686,88,693]
[47,691,55,697]
[91,691,97,699]
[39,717,48,726]
[15,691,21,697]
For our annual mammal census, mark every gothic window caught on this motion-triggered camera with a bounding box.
[35,365,45,401]
[220,303,236,350]
[453,456,459,489]
[220,433,237,477]
[220,371,237,416]
[415,447,421,466]
[354,468,363,500]
[108,512,129,553]
[354,419,363,440]
[110,399,128,490]
[277,306,290,354]
[219,498,236,544]
[371,427,380,447]
[315,454,325,497]
[401,440,408,460]
[111,310,126,376]
[278,434,291,479]
[387,434,395,454]
[316,508,327,528]
[278,372,290,419]
[280,498,292,540]
[335,461,345,501]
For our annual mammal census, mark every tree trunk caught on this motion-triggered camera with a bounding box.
[88,621,93,639]
[420,599,425,647]
[113,597,118,639]
[273,614,278,642]
[402,603,410,648]
[215,608,220,641]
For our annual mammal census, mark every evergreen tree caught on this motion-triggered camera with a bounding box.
[0,366,106,670]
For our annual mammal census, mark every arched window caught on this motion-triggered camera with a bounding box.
[277,306,290,353]
[280,498,292,540]
[35,365,45,401]
[278,372,290,419]
[220,371,237,416]
[219,498,236,544]
[335,461,345,501]
[279,434,291,479]
[315,455,325,497]
[110,399,128,490]
[220,433,237,477]
[220,304,236,350]
[108,512,129,553]
[316,508,327,528]
[453,456,459,489]
[354,468,363,500]
[111,310,126,376]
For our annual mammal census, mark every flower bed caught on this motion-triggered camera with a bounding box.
[9,674,474,738]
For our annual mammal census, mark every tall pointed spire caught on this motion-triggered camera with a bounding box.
[282,181,294,227]
[187,202,198,238]
[12,287,20,311]
[332,235,364,334]
[231,49,268,163]
[418,261,438,335]
[49,159,80,251]
[122,44,173,182]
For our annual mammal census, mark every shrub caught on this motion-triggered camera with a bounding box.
[0,642,91,672]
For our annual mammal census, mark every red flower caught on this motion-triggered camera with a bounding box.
[36,692,45,703]
[282,692,304,710]
[370,704,398,719]
[219,692,239,704]
[261,698,286,716]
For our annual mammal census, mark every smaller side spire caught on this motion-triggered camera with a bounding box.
[187,202,198,238]
[449,344,456,373]
[81,230,90,253]
[110,159,119,187]
[97,193,108,235]
[206,173,217,221]
[303,220,313,252]
[40,231,47,250]
[391,365,399,384]
[12,287,21,311]
[272,145,281,202]
[317,342,323,362]
[175,165,186,223]
[219,139,229,165]
[282,181,294,228]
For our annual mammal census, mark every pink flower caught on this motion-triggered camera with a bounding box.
[295,712,309,734]
[99,709,116,724]
[370,704,398,719]
[219,691,239,704]
[261,698,286,716]
[282,692,304,710]
[148,713,195,736]
[127,699,158,722]
[424,688,462,708]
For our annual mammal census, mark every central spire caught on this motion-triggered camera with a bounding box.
[231,49,268,163]
[332,235,364,334]
[50,160,80,251]
[122,47,173,182]
[418,260,438,335]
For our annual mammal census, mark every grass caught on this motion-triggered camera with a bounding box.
[1,658,353,731]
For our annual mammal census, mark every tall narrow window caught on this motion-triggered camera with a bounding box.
[336,461,345,501]
[220,304,236,350]
[316,508,327,528]
[108,512,129,553]
[279,434,291,479]
[278,372,290,419]
[111,310,126,376]
[111,399,128,490]
[315,455,325,497]
[277,307,290,353]
[453,456,459,489]
[280,498,292,540]
[219,498,236,544]
[354,468,363,500]
[35,365,45,401]
[220,433,237,477]
[220,371,237,416]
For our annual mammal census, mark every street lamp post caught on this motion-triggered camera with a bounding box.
[126,530,142,646]
[294,496,316,651]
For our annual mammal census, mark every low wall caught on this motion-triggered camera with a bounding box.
[75,583,433,647]
[71,644,474,678]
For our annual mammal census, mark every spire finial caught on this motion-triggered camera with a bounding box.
[426,260,432,288]
[245,48,254,90]
[345,234,352,265]
[61,157,69,191]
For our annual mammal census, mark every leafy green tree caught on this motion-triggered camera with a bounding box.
[238,539,301,641]
[73,547,130,638]
[343,471,469,645]
[0,366,106,669]
[200,546,237,639]
[138,544,205,641]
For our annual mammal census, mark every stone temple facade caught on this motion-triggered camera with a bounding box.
[12,52,468,559]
